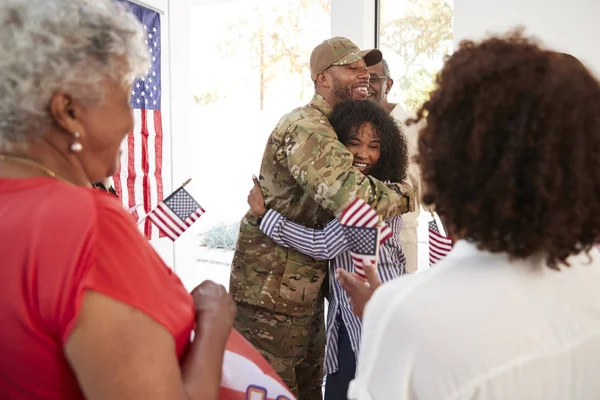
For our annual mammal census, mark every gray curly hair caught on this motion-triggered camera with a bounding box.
[0,0,150,143]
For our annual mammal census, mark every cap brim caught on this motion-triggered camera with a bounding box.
[331,52,362,66]
[359,49,383,67]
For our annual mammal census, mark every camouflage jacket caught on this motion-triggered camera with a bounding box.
[230,94,414,317]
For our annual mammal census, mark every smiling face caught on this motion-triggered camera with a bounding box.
[344,122,381,175]
[325,59,371,104]
[366,62,393,105]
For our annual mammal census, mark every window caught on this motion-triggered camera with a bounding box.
[378,0,453,271]
[176,0,331,291]
[378,0,453,110]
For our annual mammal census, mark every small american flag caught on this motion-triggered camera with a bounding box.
[340,198,394,277]
[429,215,452,266]
[114,0,164,240]
[147,186,205,241]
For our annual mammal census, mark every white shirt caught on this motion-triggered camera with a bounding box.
[390,104,423,229]
[349,240,600,400]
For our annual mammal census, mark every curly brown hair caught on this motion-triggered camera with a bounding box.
[331,100,408,183]
[413,30,600,268]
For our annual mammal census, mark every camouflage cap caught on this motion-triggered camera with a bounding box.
[310,36,382,81]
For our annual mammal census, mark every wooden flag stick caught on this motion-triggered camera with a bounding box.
[181,178,192,188]
[372,216,382,273]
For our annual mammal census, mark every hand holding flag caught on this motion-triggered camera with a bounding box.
[339,197,394,278]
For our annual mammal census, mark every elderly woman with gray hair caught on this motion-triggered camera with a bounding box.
[0,1,236,399]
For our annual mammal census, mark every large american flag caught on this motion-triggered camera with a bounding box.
[147,186,205,241]
[339,198,394,277]
[429,215,453,266]
[114,0,164,240]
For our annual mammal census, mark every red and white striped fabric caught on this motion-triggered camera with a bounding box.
[340,198,392,242]
[429,214,453,266]
[340,198,394,277]
[220,329,295,400]
[113,1,164,240]
[114,110,164,239]
[147,186,204,241]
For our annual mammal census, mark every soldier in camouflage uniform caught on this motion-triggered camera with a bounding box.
[230,37,414,399]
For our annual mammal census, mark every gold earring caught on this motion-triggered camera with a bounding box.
[70,132,83,152]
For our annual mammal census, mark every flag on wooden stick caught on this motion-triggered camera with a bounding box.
[339,198,394,278]
[147,182,205,241]
[429,213,452,266]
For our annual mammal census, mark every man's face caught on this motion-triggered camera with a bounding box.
[325,59,370,105]
[367,62,392,105]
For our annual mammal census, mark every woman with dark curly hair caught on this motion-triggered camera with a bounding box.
[247,99,409,400]
[331,99,408,183]
[345,31,600,399]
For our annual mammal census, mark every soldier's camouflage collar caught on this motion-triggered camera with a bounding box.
[309,93,334,118]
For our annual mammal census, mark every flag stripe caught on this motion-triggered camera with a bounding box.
[127,125,138,219]
[148,213,178,240]
[140,109,152,238]
[340,199,361,225]
[153,111,164,238]
[149,210,182,238]
[157,203,187,232]
[357,209,378,228]
[184,209,204,226]
[430,240,453,253]
[429,218,452,266]
[154,211,183,238]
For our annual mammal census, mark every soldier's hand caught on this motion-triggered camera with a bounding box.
[336,261,382,319]
[248,174,267,218]
[190,280,236,334]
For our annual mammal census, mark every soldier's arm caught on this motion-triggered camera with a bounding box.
[283,119,414,219]
[259,209,349,260]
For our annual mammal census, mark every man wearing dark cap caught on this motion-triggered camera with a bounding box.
[230,37,414,399]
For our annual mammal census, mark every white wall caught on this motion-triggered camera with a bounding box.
[454,0,600,77]
[165,0,193,269]
[331,0,377,49]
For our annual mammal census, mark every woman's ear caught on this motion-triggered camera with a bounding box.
[48,92,84,134]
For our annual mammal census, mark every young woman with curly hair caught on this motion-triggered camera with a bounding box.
[345,31,600,399]
[247,99,409,400]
